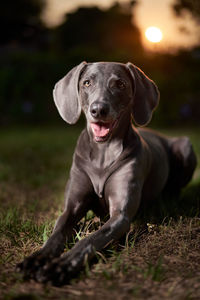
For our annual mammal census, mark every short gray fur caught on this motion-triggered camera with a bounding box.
[17,61,197,286]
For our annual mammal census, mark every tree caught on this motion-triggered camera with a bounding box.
[53,2,143,61]
[173,0,200,23]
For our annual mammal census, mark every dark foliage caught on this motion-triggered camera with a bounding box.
[52,2,143,61]
[173,0,200,23]
[0,0,200,126]
[0,0,47,48]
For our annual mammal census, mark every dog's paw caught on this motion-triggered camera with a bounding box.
[16,250,53,280]
[35,256,77,286]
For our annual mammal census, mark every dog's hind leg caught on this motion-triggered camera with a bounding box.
[167,136,197,192]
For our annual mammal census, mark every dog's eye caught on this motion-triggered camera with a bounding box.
[116,80,126,89]
[83,80,91,87]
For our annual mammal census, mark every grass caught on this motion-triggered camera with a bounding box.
[0,125,199,299]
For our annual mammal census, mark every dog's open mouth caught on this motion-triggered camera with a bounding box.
[90,120,118,142]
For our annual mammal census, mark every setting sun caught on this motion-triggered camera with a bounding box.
[145,26,163,43]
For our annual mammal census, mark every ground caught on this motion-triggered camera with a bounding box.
[0,125,199,300]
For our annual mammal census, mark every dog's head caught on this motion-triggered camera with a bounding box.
[53,62,159,143]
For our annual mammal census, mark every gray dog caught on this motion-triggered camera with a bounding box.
[17,61,197,285]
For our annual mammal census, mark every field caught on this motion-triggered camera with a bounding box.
[0,125,199,300]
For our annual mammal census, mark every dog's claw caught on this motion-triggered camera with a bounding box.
[15,262,23,273]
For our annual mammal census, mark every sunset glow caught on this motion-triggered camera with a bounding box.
[145,26,163,43]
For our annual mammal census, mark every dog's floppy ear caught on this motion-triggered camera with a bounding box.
[53,61,86,124]
[126,62,160,126]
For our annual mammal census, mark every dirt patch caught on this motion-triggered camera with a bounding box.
[1,218,200,300]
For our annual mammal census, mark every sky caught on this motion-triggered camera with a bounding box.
[42,0,199,51]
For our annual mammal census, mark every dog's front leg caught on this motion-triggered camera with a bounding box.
[37,175,142,286]
[16,169,94,279]
[36,212,131,285]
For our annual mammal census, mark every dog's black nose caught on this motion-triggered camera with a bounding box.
[90,102,109,119]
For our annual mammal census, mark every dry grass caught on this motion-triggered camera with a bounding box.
[0,126,199,300]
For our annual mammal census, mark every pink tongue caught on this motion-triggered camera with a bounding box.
[91,122,110,137]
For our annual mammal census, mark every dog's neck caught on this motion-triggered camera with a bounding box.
[74,114,140,199]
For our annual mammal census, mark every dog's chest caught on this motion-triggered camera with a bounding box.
[86,163,116,198]
[74,130,136,198]
[74,152,121,198]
